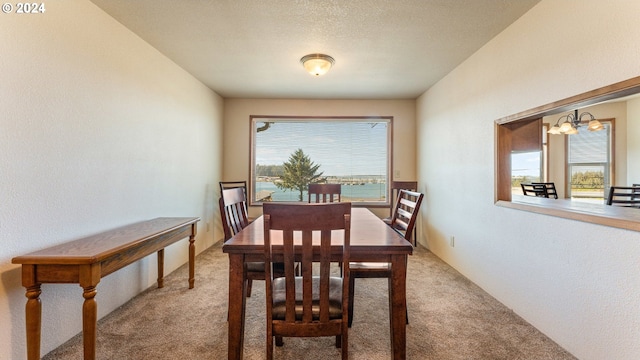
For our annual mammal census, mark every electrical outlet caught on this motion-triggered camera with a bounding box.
[449,236,455,247]
[206,222,211,232]
[394,170,400,178]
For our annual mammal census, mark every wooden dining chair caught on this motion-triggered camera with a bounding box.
[606,186,640,207]
[532,182,558,199]
[348,189,423,328]
[520,183,549,198]
[220,187,290,297]
[383,181,418,245]
[220,180,249,212]
[219,187,250,241]
[308,183,342,203]
[263,202,351,360]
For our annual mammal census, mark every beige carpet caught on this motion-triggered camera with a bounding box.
[43,241,576,359]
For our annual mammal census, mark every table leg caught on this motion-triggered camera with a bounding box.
[227,253,247,360]
[389,254,407,360]
[79,264,101,360]
[82,285,98,360]
[157,249,165,288]
[188,227,196,289]
[24,283,42,360]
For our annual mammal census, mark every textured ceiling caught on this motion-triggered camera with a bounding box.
[89,0,540,99]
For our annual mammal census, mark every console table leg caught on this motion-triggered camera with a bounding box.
[188,227,196,289]
[82,286,98,360]
[25,284,42,360]
[157,249,165,288]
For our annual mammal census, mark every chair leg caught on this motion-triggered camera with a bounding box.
[341,329,348,360]
[348,275,355,327]
[275,336,284,347]
[267,334,273,360]
[246,279,253,297]
[406,307,409,324]
[335,335,341,348]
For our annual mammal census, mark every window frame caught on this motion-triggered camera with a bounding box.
[495,76,640,232]
[565,119,615,202]
[248,115,393,207]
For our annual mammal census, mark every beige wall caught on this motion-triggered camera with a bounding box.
[417,0,640,359]
[0,1,224,358]
[223,98,417,219]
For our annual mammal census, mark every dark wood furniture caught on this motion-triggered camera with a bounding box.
[383,181,418,245]
[521,183,549,198]
[606,186,640,207]
[220,188,294,297]
[220,181,249,212]
[263,203,351,359]
[223,208,412,360]
[348,189,423,327]
[532,182,558,199]
[220,187,251,241]
[221,187,261,297]
[308,183,342,203]
[11,217,200,360]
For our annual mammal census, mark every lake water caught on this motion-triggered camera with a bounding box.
[255,182,387,202]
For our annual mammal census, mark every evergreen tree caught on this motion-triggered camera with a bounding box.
[276,149,325,201]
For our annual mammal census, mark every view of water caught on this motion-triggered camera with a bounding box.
[255,181,387,202]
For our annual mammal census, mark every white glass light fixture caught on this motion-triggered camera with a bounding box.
[547,109,604,135]
[300,54,335,76]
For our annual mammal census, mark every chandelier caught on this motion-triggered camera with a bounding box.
[547,109,604,135]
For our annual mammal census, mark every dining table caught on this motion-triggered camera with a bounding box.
[222,206,413,360]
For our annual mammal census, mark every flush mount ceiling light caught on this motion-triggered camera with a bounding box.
[547,109,604,135]
[300,54,335,76]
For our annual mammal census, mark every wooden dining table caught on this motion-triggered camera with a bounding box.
[222,207,413,360]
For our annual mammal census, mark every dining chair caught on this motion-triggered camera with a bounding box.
[220,187,290,297]
[348,189,423,328]
[520,183,549,198]
[383,181,418,245]
[220,180,249,211]
[532,182,558,199]
[308,183,342,203]
[263,202,351,360]
[219,187,251,242]
[606,186,640,207]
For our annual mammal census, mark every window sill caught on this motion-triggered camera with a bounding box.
[496,195,640,232]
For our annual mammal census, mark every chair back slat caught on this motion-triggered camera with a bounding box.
[308,183,342,203]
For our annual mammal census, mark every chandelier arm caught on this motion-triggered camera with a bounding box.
[578,111,596,122]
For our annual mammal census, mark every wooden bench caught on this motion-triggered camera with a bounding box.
[12,217,200,360]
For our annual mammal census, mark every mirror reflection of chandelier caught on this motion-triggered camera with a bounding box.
[548,109,604,135]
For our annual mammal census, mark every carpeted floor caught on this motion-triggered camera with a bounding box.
[43,241,576,359]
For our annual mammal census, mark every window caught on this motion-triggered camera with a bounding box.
[566,120,613,203]
[511,124,549,195]
[250,116,392,206]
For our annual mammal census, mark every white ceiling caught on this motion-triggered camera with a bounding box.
[90,0,540,99]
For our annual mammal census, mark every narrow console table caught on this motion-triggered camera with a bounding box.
[12,217,200,360]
